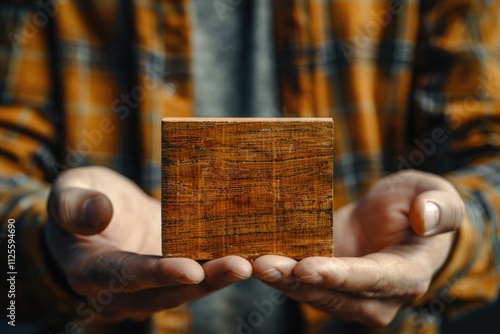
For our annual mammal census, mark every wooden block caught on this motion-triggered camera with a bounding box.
[162,118,333,260]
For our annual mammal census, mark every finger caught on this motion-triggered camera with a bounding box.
[409,190,465,236]
[104,256,252,320]
[199,256,253,290]
[292,253,430,299]
[285,285,401,327]
[253,255,298,287]
[109,282,400,326]
[73,252,205,294]
[252,257,401,327]
[45,217,205,295]
[48,186,113,235]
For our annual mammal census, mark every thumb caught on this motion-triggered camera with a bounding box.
[409,190,465,237]
[48,187,113,235]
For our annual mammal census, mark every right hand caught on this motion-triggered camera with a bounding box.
[44,166,252,321]
[253,171,464,326]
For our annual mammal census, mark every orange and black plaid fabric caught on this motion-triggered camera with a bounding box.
[1,0,500,333]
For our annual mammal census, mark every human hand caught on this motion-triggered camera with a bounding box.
[45,166,251,321]
[253,170,465,326]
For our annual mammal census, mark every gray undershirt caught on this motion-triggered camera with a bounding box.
[189,1,301,333]
[191,0,279,118]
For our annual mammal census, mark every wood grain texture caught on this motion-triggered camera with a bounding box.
[162,118,333,260]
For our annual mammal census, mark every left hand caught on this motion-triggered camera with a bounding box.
[253,170,465,327]
[45,167,252,321]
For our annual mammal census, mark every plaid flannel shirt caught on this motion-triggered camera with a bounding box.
[1,0,500,333]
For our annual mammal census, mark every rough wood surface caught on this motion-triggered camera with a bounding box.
[162,118,334,260]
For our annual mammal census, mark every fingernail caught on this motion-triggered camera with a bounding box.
[84,196,104,229]
[223,271,248,283]
[424,202,440,233]
[256,268,283,282]
[298,274,323,285]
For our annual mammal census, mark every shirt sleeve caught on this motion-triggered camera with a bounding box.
[0,2,82,326]
[0,3,194,333]
[411,0,500,314]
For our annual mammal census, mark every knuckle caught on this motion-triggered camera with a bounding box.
[83,253,141,294]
